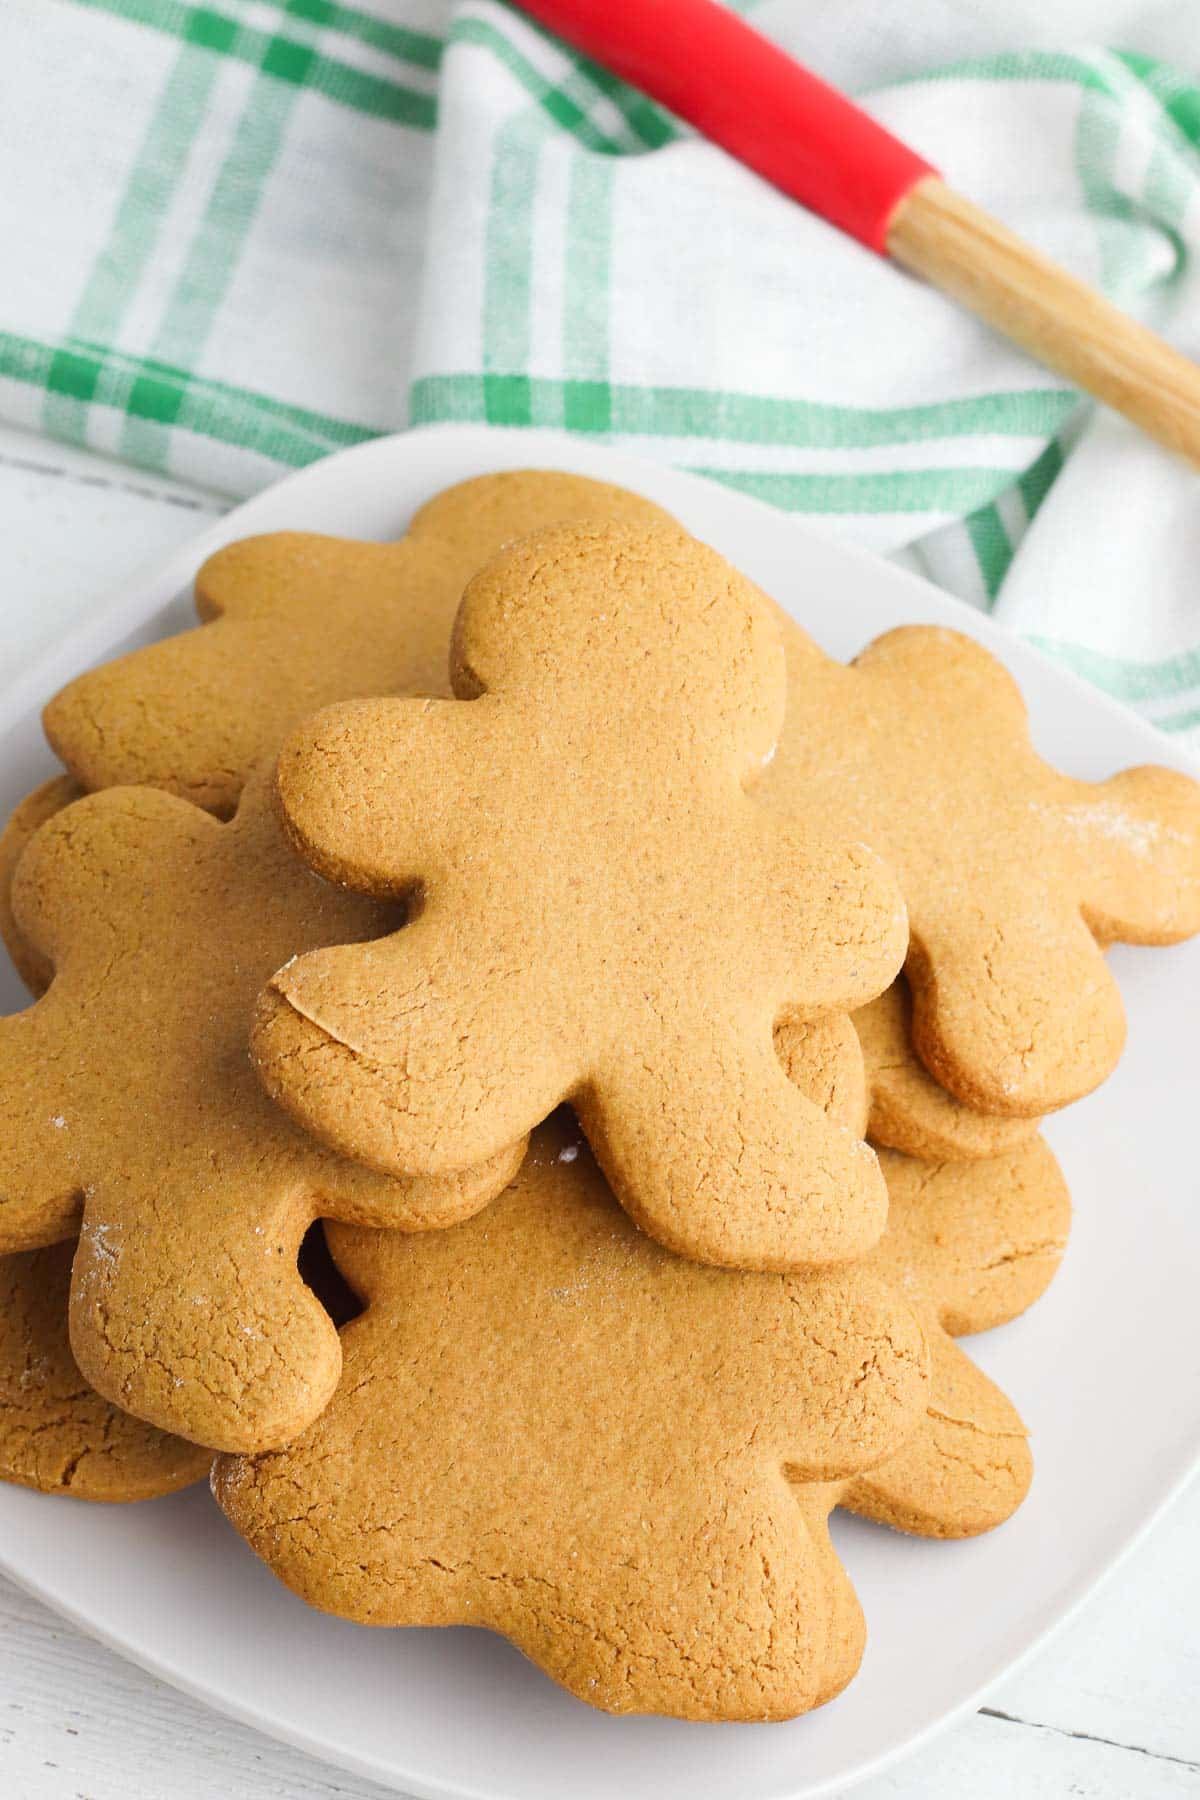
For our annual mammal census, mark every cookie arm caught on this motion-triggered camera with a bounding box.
[1074,764,1200,945]
[44,535,404,814]
[43,623,292,814]
[253,929,570,1178]
[311,1132,528,1229]
[275,696,478,896]
[774,1010,869,1135]
[0,1024,86,1252]
[760,829,908,1016]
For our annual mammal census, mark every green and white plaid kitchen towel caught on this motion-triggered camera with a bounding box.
[3,0,1200,743]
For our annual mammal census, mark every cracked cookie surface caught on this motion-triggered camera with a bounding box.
[215,1115,929,1722]
[214,1112,1069,1720]
[0,1243,209,1501]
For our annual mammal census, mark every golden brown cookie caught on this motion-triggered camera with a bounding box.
[0,775,82,996]
[215,1116,929,1722]
[253,523,908,1273]
[0,769,523,1453]
[865,1141,1069,1339]
[764,622,1200,1116]
[0,1243,208,1501]
[44,472,675,815]
[214,1117,1069,1720]
[777,980,1040,1162]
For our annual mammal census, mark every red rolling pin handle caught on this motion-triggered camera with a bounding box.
[513,0,937,252]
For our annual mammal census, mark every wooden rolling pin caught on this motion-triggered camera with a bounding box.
[516,0,1200,467]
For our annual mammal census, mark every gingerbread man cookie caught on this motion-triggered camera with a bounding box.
[765,621,1200,1115]
[216,1116,929,1721]
[0,769,523,1453]
[44,472,675,814]
[214,1115,1068,1721]
[254,523,908,1272]
[0,783,205,1500]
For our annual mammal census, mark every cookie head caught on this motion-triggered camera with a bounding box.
[449,521,787,780]
[0,775,83,997]
[256,523,909,1272]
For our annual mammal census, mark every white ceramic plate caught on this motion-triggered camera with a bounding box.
[1,425,1197,1800]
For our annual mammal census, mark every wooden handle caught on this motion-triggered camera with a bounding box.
[517,0,1200,467]
[888,177,1200,467]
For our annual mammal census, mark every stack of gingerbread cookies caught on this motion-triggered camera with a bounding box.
[1,471,1196,1720]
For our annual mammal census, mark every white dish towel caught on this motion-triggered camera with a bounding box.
[2,0,1199,745]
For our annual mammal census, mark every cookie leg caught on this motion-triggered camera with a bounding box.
[581,1025,888,1270]
[69,1179,341,1454]
[789,1484,868,1708]
[0,1244,209,1500]
[499,1490,865,1720]
[841,1333,1031,1537]
[906,903,1126,1116]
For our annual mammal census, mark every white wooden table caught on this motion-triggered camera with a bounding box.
[0,420,1196,1800]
